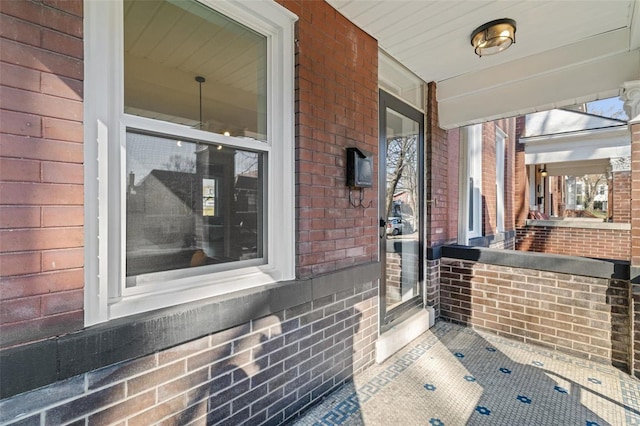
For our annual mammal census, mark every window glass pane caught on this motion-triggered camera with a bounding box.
[384,108,420,312]
[126,131,263,280]
[379,51,423,110]
[124,0,267,141]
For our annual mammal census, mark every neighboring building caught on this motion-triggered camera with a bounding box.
[2,0,640,424]
[516,108,629,220]
[513,108,631,260]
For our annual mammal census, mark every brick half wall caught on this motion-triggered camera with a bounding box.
[439,246,631,371]
[516,221,631,261]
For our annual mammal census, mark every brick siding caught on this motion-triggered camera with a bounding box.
[425,259,440,318]
[426,82,453,247]
[612,171,631,223]
[633,288,640,378]
[440,258,630,369]
[514,116,528,227]
[0,0,381,346]
[482,124,497,236]
[630,122,640,268]
[0,282,378,425]
[515,224,630,261]
[279,0,379,278]
[0,0,85,346]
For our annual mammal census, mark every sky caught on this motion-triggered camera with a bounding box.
[586,96,627,121]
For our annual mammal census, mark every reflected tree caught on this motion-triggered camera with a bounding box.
[385,135,418,219]
[580,173,606,212]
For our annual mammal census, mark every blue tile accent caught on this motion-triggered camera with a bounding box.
[517,395,532,404]
[318,393,360,425]
[475,406,491,416]
[554,385,568,394]
[294,321,640,426]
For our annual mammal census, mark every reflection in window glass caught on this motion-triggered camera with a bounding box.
[126,132,263,280]
[384,107,420,311]
[124,0,267,141]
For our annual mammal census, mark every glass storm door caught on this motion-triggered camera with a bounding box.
[379,90,424,330]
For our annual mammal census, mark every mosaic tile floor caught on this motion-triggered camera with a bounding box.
[292,321,640,426]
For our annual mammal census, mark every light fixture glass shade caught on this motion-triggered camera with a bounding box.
[471,18,516,57]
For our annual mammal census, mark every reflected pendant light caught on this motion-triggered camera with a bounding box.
[471,18,516,57]
[195,75,205,130]
[539,165,548,177]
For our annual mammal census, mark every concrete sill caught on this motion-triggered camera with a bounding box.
[375,307,435,363]
[525,219,630,230]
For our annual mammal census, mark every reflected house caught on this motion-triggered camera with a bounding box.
[127,169,202,275]
[127,166,260,276]
[234,174,260,259]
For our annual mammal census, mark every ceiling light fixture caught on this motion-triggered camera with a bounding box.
[471,18,516,57]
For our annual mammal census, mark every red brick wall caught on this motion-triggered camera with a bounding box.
[446,128,459,240]
[516,225,630,261]
[612,171,631,223]
[426,82,455,247]
[278,0,379,278]
[632,123,640,268]
[0,0,84,347]
[514,116,528,227]
[482,124,497,235]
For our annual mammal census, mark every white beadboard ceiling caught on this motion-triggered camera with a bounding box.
[124,0,267,136]
[327,0,640,129]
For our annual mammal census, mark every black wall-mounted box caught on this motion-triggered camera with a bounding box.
[346,147,373,188]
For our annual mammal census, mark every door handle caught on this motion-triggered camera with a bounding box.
[380,218,386,227]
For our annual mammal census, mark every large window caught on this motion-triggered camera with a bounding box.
[85,0,297,324]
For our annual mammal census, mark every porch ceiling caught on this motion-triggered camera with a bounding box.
[327,0,640,129]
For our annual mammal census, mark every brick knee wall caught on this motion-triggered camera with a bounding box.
[515,225,631,261]
[0,282,378,425]
[440,258,630,369]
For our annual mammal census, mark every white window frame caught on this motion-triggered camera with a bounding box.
[458,124,483,244]
[495,126,506,233]
[84,0,297,326]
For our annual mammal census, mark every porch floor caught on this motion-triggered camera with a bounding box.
[292,321,640,426]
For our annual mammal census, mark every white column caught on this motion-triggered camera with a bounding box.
[621,81,640,124]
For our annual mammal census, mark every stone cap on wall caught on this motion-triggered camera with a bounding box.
[525,219,630,230]
[441,244,629,280]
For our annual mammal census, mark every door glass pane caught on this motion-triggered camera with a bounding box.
[384,108,420,311]
[126,131,263,282]
[124,0,267,141]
